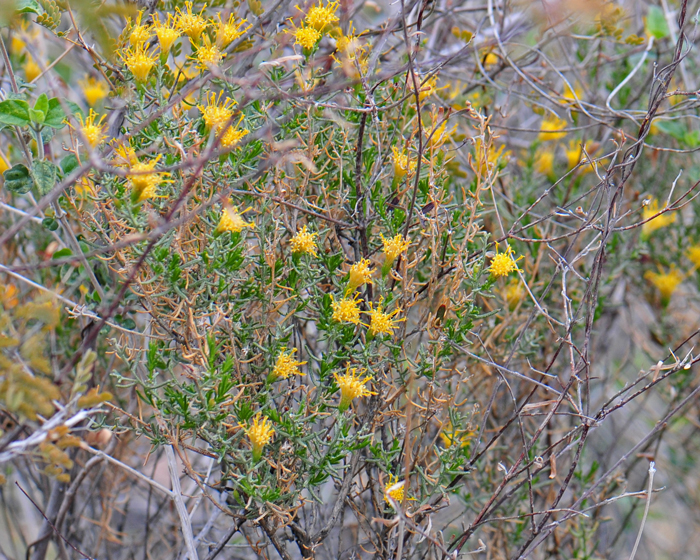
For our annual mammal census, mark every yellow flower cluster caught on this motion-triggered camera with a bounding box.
[74,109,106,149]
[539,114,568,141]
[381,234,410,267]
[243,414,275,461]
[347,259,373,292]
[334,367,375,412]
[216,205,254,233]
[391,147,416,179]
[119,43,158,83]
[366,299,403,337]
[118,5,250,80]
[641,197,676,239]
[489,245,522,278]
[268,348,306,382]
[645,267,684,303]
[128,156,172,203]
[290,225,319,256]
[79,76,109,107]
[331,294,362,324]
[214,13,251,48]
[293,1,339,50]
[384,474,406,506]
[198,93,249,149]
[152,13,180,54]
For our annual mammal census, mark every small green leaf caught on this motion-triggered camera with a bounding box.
[34,93,49,115]
[42,217,59,231]
[3,164,33,193]
[0,99,30,127]
[14,0,43,14]
[646,6,670,39]
[31,160,57,195]
[52,248,72,260]
[60,154,79,175]
[43,99,80,129]
[29,108,45,124]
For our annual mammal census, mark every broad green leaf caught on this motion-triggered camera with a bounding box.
[3,164,33,193]
[60,154,79,175]
[646,6,670,39]
[43,99,80,129]
[0,99,30,127]
[31,160,57,196]
[34,93,49,115]
[29,108,45,124]
[14,0,43,15]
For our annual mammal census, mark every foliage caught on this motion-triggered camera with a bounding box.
[1,0,700,559]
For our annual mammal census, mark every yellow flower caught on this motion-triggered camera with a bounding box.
[290,225,318,256]
[175,1,209,42]
[381,233,410,267]
[365,299,403,337]
[128,156,171,203]
[641,197,676,239]
[419,74,439,102]
[687,245,700,269]
[214,13,251,48]
[564,140,593,172]
[152,13,181,54]
[216,205,254,233]
[75,109,106,149]
[111,140,138,167]
[295,26,322,49]
[562,82,583,105]
[0,149,10,175]
[482,51,499,68]
[219,120,249,149]
[391,147,415,179]
[79,76,109,107]
[645,267,684,302]
[534,149,553,176]
[192,36,226,70]
[243,413,274,461]
[503,278,524,311]
[333,24,368,75]
[331,294,362,324]
[24,56,41,82]
[489,245,521,278]
[304,0,339,32]
[440,421,474,448]
[74,176,95,198]
[120,44,158,83]
[384,474,406,506]
[198,92,237,131]
[473,138,508,175]
[538,114,568,141]
[334,367,375,412]
[128,11,152,46]
[268,347,306,382]
[347,259,373,292]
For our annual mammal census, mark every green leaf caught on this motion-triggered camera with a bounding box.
[31,160,57,195]
[43,99,80,129]
[60,154,79,175]
[34,93,49,115]
[52,248,72,260]
[14,0,43,15]
[0,99,30,127]
[28,108,45,124]
[3,164,33,193]
[42,217,59,231]
[646,6,670,39]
